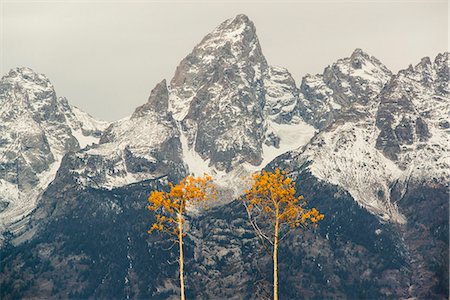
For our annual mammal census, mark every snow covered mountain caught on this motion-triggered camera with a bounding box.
[0,67,108,242]
[275,51,448,224]
[53,14,315,199]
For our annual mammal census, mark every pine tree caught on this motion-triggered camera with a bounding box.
[147,174,217,300]
[243,168,324,300]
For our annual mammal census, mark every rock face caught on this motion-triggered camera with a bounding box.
[0,68,107,242]
[376,53,449,181]
[0,14,448,300]
[169,14,268,171]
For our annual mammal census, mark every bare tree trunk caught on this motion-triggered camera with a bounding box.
[273,208,279,300]
[178,214,185,300]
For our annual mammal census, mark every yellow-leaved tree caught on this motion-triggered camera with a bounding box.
[147,174,217,300]
[243,168,324,300]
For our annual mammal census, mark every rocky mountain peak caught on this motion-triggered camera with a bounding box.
[215,13,254,32]
[298,49,392,129]
[132,79,169,119]
[2,67,52,88]
[173,13,263,71]
[434,51,449,67]
[398,52,448,79]
[169,14,267,121]
[324,48,392,89]
[325,48,392,108]
[1,67,58,121]
[417,56,432,69]
[227,13,252,26]
[209,13,257,46]
[349,48,371,68]
[292,51,448,224]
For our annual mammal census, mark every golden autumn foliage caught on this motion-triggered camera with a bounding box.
[242,168,324,300]
[244,168,323,229]
[147,174,217,236]
[147,174,217,300]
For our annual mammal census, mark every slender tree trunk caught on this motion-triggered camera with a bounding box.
[273,207,279,300]
[178,213,185,300]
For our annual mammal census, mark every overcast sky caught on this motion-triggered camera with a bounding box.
[1,0,448,121]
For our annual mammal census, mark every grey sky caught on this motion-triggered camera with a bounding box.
[1,0,448,121]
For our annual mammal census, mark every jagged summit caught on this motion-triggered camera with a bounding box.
[2,67,50,83]
[298,48,392,129]
[416,56,432,69]
[132,79,169,119]
[349,48,368,61]
[226,13,253,25]
[169,14,267,121]
[327,48,392,84]
[347,48,390,75]
[213,13,255,33]
[398,52,449,80]
[1,67,57,119]
[434,51,449,67]
[293,50,405,223]
[70,77,184,190]
[199,13,258,49]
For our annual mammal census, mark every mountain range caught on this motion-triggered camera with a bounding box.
[0,14,448,299]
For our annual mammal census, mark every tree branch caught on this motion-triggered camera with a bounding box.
[279,227,293,241]
[243,201,273,256]
[162,240,178,251]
